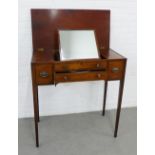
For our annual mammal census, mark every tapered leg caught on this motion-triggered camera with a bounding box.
[32,84,39,147]
[102,81,108,116]
[114,79,125,137]
[36,89,40,122]
[31,64,39,147]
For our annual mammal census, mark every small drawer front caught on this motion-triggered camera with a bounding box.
[35,64,53,84]
[55,60,107,72]
[55,71,107,83]
[108,60,125,80]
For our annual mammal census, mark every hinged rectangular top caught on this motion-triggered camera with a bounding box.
[31,9,110,57]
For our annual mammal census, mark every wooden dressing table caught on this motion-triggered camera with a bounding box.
[31,9,127,147]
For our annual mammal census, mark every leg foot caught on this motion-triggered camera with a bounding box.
[114,79,125,137]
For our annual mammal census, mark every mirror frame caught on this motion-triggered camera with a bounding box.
[58,29,101,61]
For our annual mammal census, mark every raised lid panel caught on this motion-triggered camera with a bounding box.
[31,9,110,57]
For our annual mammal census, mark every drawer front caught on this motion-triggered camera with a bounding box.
[35,64,53,84]
[108,60,125,80]
[55,60,107,72]
[55,71,107,83]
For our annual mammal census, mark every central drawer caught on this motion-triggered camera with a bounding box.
[55,71,107,83]
[55,59,107,72]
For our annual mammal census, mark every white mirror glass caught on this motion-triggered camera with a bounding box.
[59,30,99,60]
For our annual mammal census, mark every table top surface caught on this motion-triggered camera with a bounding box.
[31,49,126,64]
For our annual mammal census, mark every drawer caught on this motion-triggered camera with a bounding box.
[55,71,107,83]
[35,64,53,84]
[108,60,125,80]
[55,60,107,72]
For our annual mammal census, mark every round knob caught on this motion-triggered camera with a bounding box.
[97,74,101,78]
[96,63,100,68]
[64,76,68,80]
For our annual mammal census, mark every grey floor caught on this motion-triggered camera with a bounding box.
[18,108,137,155]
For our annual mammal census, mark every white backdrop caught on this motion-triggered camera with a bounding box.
[18,0,137,118]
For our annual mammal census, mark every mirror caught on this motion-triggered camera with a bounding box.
[59,30,99,60]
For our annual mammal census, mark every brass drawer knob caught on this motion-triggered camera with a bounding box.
[39,71,49,78]
[97,74,101,78]
[64,76,68,80]
[38,48,44,52]
[96,63,100,68]
[112,67,119,73]
[100,46,105,50]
